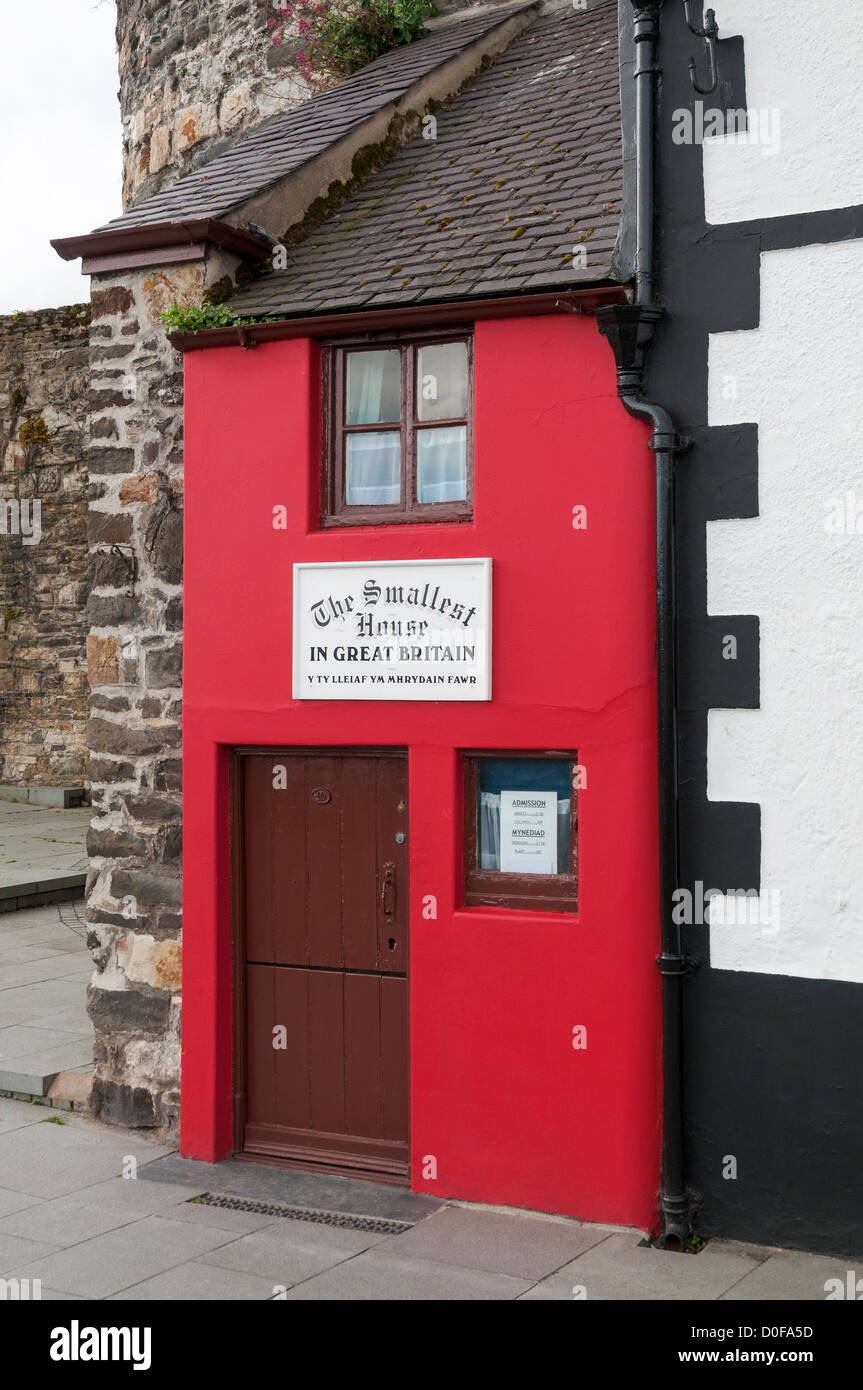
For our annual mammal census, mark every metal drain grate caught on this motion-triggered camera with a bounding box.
[189,1192,414,1235]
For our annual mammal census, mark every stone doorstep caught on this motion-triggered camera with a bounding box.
[0,786,87,808]
[0,877,86,915]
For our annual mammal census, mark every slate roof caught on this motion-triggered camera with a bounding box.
[230,1,623,318]
[95,5,531,232]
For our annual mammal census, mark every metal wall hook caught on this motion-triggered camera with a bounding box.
[684,2,720,95]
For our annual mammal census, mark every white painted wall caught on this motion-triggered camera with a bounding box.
[701,0,863,222]
[706,239,863,981]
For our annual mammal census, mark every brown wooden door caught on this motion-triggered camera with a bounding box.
[238,751,410,1179]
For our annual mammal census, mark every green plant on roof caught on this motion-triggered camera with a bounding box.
[159,302,243,335]
[159,303,282,336]
[269,1,437,90]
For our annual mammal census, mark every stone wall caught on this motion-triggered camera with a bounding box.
[84,264,196,1129]
[117,0,484,207]
[0,307,90,787]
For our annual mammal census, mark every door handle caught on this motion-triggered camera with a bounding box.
[380,861,396,918]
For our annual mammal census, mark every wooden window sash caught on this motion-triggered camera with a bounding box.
[321,329,473,528]
[463,752,579,915]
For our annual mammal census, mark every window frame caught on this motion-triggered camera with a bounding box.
[463,750,579,915]
[321,325,474,528]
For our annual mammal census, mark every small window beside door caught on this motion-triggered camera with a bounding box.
[322,332,473,526]
[464,752,578,914]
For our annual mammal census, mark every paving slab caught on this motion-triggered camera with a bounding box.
[520,1231,763,1301]
[0,1231,62,1273]
[0,1192,165,1248]
[199,1219,392,1286]
[0,1187,42,1218]
[71,1176,207,1215]
[374,1205,615,1280]
[0,1025,91,1062]
[4,1214,238,1298]
[0,1096,51,1134]
[0,1117,174,1198]
[0,956,91,989]
[283,1250,532,1300]
[0,944,71,967]
[0,1041,96,1096]
[0,902,92,1094]
[719,1248,859,1301]
[0,803,88,910]
[109,1260,280,1301]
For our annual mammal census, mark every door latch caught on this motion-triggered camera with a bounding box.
[380,862,396,918]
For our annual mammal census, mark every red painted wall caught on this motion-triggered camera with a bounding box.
[181,311,662,1231]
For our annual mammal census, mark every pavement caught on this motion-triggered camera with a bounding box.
[0,901,93,1097]
[0,798,89,910]
[0,1097,857,1301]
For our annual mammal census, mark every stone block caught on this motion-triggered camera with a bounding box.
[149,125,172,173]
[4,441,26,472]
[90,548,136,589]
[88,984,172,1038]
[220,83,257,132]
[86,635,120,686]
[144,498,183,584]
[88,717,154,757]
[140,265,203,324]
[89,1076,157,1127]
[110,868,182,908]
[91,286,134,319]
[87,594,140,627]
[88,510,133,544]
[174,101,218,152]
[145,643,182,688]
[87,825,152,859]
[119,473,158,504]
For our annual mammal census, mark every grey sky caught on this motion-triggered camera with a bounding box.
[0,0,121,314]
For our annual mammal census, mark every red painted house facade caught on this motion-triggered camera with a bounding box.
[180,306,661,1228]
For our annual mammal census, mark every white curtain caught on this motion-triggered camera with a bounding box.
[479,792,570,873]
[346,432,400,504]
[350,354,380,423]
[417,426,466,503]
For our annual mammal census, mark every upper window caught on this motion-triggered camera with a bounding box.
[322,331,473,526]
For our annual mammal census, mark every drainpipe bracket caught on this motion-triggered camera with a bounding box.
[656,951,698,978]
[648,431,692,454]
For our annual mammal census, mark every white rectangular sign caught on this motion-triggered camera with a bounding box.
[293,558,491,700]
[499,790,558,874]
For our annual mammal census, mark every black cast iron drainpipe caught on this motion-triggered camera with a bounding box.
[597,0,692,1251]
